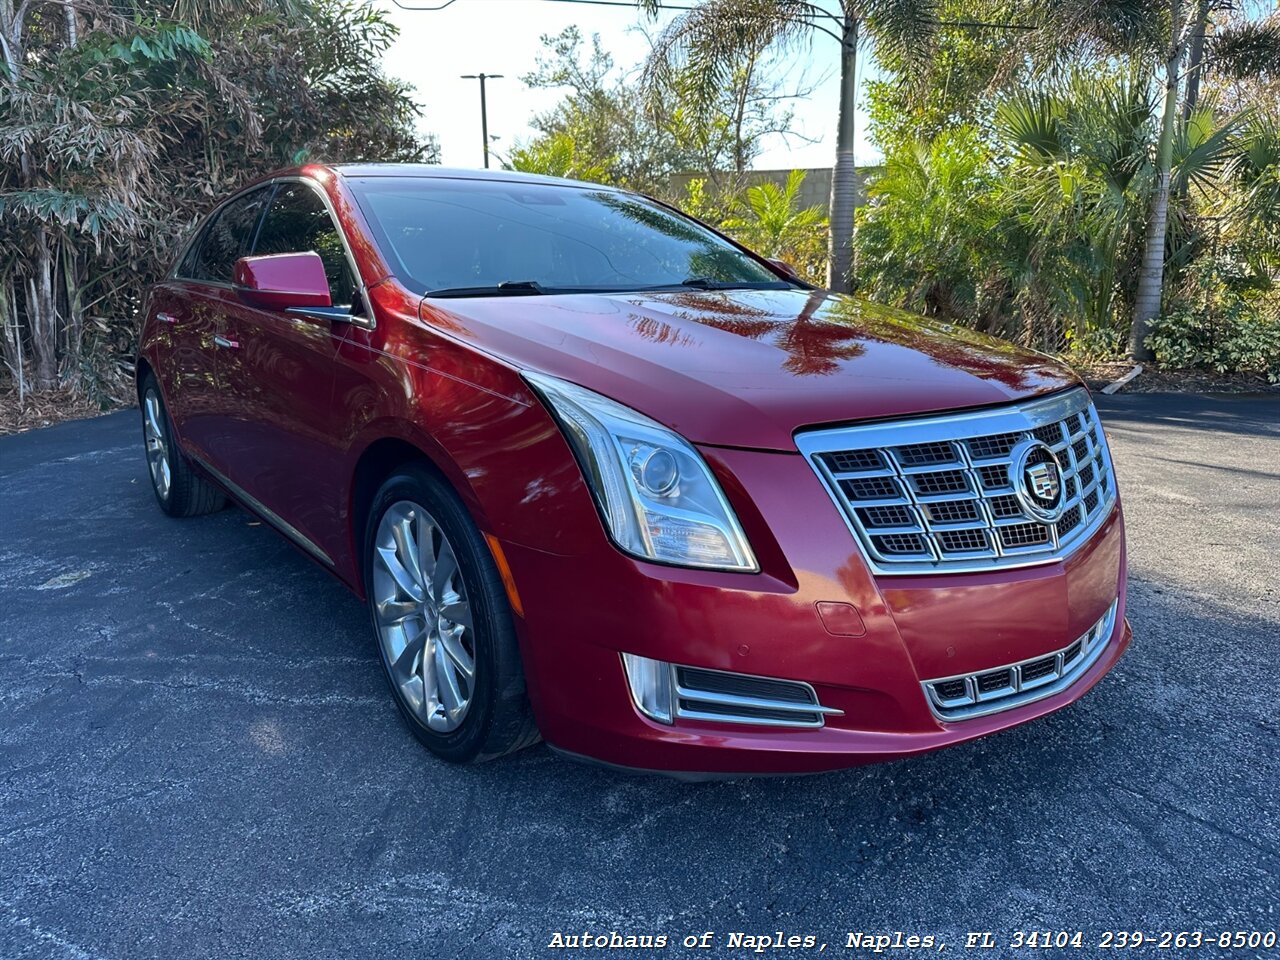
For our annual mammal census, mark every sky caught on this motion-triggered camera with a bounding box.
[375,0,884,172]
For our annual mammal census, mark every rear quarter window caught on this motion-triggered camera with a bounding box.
[181,186,271,284]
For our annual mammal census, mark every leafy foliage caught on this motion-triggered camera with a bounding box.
[1226,113,1280,263]
[994,67,1161,340]
[509,26,804,194]
[1147,277,1280,381]
[867,0,1023,147]
[855,126,1002,324]
[0,0,436,398]
[1207,13,1280,82]
[639,0,940,291]
[509,27,689,192]
[855,1,1280,365]
[508,130,613,184]
[720,170,828,282]
[857,60,1269,353]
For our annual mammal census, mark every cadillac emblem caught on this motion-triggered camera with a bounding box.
[1009,439,1065,523]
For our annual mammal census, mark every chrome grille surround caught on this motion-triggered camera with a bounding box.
[922,599,1119,722]
[795,388,1117,576]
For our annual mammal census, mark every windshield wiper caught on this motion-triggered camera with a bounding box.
[680,277,792,291]
[426,280,548,298]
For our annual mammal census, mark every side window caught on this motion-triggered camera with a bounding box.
[254,182,358,308]
[186,187,270,283]
[175,227,204,278]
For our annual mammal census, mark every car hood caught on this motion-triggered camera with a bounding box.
[422,288,1080,451]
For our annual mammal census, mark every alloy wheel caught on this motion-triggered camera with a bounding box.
[143,388,171,501]
[371,500,476,732]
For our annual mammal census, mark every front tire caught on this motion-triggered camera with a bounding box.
[140,374,225,518]
[364,465,539,763]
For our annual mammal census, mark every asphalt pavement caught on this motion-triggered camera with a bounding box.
[1,393,1278,959]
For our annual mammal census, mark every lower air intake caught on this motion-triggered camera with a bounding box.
[921,599,1119,722]
[622,654,842,729]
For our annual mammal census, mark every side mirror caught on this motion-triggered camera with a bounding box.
[767,258,800,280]
[234,252,332,310]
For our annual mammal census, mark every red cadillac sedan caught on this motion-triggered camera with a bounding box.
[136,164,1129,776]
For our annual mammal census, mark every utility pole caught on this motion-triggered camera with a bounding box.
[460,72,502,168]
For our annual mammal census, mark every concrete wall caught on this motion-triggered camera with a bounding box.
[666,167,879,217]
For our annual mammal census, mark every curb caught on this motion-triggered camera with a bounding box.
[1101,364,1143,395]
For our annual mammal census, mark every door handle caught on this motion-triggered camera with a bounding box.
[156,312,178,325]
[213,334,240,349]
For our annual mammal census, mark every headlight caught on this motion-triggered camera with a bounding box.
[524,372,758,572]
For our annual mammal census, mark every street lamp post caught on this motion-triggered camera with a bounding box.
[460,72,503,169]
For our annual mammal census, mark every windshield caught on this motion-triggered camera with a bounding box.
[347,176,789,297]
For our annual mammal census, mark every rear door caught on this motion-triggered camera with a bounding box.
[212,179,363,562]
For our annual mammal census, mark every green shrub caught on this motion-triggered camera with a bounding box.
[1064,323,1129,361]
[1146,292,1280,382]
[693,172,830,286]
[855,125,1001,322]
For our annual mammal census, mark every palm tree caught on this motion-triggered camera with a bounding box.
[1030,0,1280,359]
[995,66,1242,344]
[638,0,936,294]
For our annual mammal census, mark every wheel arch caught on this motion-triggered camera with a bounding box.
[347,432,486,596]
[135,356,155,403]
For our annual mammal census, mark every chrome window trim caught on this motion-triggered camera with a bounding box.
[794,387,1118,576]
[269,176,376,330]
[921,599,1119,722]
[168,175,375,330]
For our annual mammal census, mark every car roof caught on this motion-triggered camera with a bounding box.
[326,163,624,193]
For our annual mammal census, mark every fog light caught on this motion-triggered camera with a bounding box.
[621,653,675,724]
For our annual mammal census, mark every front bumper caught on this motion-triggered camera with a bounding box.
[501,444,1129,776]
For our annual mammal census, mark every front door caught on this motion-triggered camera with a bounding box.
[171,186,273,473]
[213,180,363,562]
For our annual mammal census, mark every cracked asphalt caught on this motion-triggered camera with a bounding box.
[1,393,1277,959]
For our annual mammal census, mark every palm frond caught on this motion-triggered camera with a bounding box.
[858,0,938,71]
[642,0,813,116]
[1225,113,1280,238]
[1066,66,1153,193]
[996,91,1067,164]
[1173,104,1246,197]
[1207,14,1280,81]
[721,169,827,259]
[1033,0,1166,65]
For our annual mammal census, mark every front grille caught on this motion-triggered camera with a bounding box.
[859,504,915,527]
[824,449,883,473]
[937,528,990,552]
[934,678,967,700]
[1000,522,1050,548]
[673,665,841,728]
[922,600,1119,721]
[796,388,1117,575]
[1021,654,1058,683]
[976,668,1013,694]
[910,469,969,495]
[896,440,957,466]
[927,499,981,524]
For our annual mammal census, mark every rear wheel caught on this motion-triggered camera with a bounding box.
[364,465,539,763]
[139,373,225,517]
